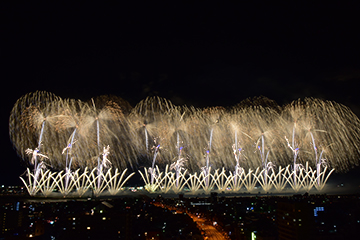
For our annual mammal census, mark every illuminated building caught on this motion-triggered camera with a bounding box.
[277,201,314,240]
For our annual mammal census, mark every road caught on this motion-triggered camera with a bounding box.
[187,212,226,240]
[152,202,226,240]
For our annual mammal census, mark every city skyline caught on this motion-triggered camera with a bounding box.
[1,188,360,239]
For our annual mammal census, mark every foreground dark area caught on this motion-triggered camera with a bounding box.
[1,186,360,239]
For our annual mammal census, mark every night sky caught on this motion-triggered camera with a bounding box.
[2,2,360,187]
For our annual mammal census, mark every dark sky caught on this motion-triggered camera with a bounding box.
[2,2,360,185]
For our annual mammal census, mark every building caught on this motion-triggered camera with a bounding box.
[0,201,23,237]
[277,201,314,240]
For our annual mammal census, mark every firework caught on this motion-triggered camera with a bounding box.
[9,92,360,195]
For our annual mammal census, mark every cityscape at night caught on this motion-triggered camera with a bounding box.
[1,186,360,239]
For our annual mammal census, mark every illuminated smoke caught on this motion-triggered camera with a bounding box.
[9,92,360,173]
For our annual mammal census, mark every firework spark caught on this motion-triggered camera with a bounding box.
[9,92,360,174]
